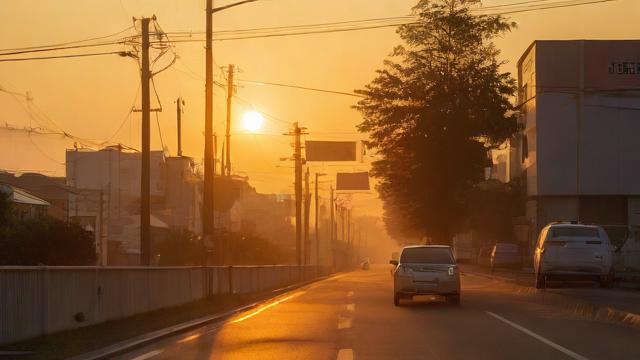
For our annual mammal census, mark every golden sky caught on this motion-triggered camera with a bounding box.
[1,0,639,216]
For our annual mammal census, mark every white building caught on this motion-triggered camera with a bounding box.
[511,40,640,250]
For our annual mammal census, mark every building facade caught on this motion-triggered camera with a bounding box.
[66,146,202,265]
[510,40,640,250]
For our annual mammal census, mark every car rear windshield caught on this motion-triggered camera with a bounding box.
[400,248,454,264]
[550,226,599,239]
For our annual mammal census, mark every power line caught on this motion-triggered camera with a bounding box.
[0,26,134,52]
[239,79,363,97]
[0,40,127,57]
[0,51,133,62]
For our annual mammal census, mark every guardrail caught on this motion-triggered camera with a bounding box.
[0,265,331,345]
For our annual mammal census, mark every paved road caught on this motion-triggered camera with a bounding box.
[115,266,640,360]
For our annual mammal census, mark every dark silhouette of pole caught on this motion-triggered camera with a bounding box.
[176,97,184,156]
[330,185,335,269]
[140,17,152,266]
[314,172,326,265]
[304,167,310,265]
[225,64,234,177]
[203,0,215,259]
[292,123,304,265]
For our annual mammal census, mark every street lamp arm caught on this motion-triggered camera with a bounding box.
[211,0,259,13]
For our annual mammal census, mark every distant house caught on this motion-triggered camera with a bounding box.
[0,183,49,220]
[0,172,75,221]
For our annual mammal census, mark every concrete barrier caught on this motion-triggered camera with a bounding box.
[0,265,330,345]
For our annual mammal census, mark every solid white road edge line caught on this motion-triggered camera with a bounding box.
[130,349,164,360]
[485,311,589,360]
[337,348,354,360]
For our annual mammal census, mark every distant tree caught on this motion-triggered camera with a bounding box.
[468,180,522,246]
[0,190,14,231]
[0,217,96,265]
[355,0,518,244]
[153,229,206,266]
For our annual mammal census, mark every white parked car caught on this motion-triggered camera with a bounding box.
[534,223,614,289]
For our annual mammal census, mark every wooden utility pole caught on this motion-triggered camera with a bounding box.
[314,172,326,265]
[225,64,234,177]
[304,167,311,265]
[140,17,152,266]
[293,122,303,266]
[314,173,320,265]
[176,97,184,156]
[330,185,335,269]
[203,0,215,256]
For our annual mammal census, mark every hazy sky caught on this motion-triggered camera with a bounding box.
[1,0,639,216]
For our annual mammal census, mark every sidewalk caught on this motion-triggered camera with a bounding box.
[461,264,640,318]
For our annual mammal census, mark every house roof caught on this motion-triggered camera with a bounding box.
[0,184,50,206]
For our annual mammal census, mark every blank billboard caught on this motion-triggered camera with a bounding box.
[336,172,370,190]
[305,141,356,161]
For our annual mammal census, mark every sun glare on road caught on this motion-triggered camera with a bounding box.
[242,111,264,132]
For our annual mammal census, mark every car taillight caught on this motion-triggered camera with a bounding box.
[448,266,455,276]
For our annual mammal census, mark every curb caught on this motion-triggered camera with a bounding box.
[69,274,337,360]
[462,270,640,328]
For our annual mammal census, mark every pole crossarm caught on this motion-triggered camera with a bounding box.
[211,0,259,13]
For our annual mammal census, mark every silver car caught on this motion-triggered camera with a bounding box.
[390,245,461,306]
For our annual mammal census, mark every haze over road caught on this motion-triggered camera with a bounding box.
[114,266,640,360]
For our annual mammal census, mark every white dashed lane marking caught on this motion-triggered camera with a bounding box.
[485,311,589,360]
[338,315,353,329]
[346,303,355,312]
[337,348,354,360]
[347,290,354,298]
[130,349,164,360]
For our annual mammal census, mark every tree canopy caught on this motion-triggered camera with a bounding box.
[355,0,518,244]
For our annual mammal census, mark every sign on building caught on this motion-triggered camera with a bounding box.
[336,172,370,191]
[305,141,356,162]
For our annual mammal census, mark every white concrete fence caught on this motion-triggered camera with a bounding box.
[0,265,331,345]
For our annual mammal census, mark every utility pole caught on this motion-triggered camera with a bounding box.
[176,97,184,157]
[225,64,235,177]
[304,167,311,265]
[203,0,215,258]
[330,185,335,269]
[314,172,326,265]
[314,173,320,265]
[293,122,303,266]
[140,17,152,266]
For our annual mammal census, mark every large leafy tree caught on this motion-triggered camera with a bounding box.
[356,0,518,244]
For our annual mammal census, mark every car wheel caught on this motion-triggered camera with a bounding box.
[535,272,546,289]
[394,292,400,306]
[447,294,461,305]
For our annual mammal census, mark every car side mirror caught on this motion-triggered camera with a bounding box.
[389,260,399,266]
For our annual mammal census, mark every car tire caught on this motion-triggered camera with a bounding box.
[394,292,400,306]
[535,272,546,289]
[447,294,461,305]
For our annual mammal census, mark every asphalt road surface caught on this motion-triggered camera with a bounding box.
[115,266,640,360]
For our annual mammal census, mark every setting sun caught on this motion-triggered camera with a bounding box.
[242,111,264,132]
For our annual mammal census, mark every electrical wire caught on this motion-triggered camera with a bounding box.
[0,51,132,62]
[0,26,134,52]
[239,79,363,98]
